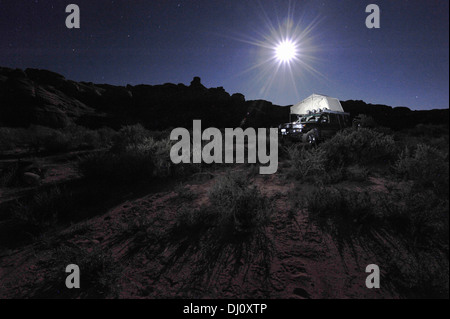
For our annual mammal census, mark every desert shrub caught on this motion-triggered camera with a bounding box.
[308,185,449,247]
[278,136,297,158]
[318,165,346,185]
[28,125,92,153]
[394,126,449,156]
[286,145,327,181]
[0,163,20,187]
[0,127,54,151]
[321,127,396,166]
[27,125,56,152]
[307,187,379,237]
[51,125,112,151]
[382,242,449,299]
[42,131,72,153]
[345,165,369,182]
[50,245,121,298]
[394,144,449,196]
[78,149,155,184]
[0,125,113,153]
[0,127,28,151]
[79,130,101,149]
[11,186,76,231]
[134,137,174,178]
[97,127,117,146]
[148,129,173,141]
[170,175,274,286]
[354,114,378,128]
[111,124,149,153]
[285,144,347,185]
[428,136,450,153]
[208,173,272,234]
[172,174,272,238]
[174,206,216,235]
[378,188,449,299]
[411,124,449,138]
[0,128,13,150]
[78,136,177,183]
[378,189,449,246]
[63,125,101,150]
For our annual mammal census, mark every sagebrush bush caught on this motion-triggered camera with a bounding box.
[0,163,19,187]
[285,144,347,185]
[321,127,396,166]
[11,186,75,230]
[307,185,449,247]
[78,148,155,183]
[54,125,114,151]
[43,131,72,153]
[286,145,327,181]
[411,124,449,138]
[378,189,449,245]
[307,187,377,237]
[174,206,216,235]
[321,165,346,185]
[354,114,378,128]
[0,125,113,153]
[345,165,369,182]
[169,175,274,286]
[394,144,449,196]
[65,125,101,150]
[96,127,117,146]
[78,136,177,183]
[111,124,149,153]
[208,173,272,234]
[134,137,174,178]
[0,127,29,150]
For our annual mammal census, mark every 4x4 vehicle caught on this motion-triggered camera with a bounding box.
[279,110,351,144]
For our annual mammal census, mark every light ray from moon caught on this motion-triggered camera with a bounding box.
[221,2,326,102]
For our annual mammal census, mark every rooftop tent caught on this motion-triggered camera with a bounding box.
[291,94,344,115]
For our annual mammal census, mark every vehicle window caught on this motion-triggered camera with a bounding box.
[321,114,330,123]
[328,114,336,124]
[337,114,343,127]
[302,115,317,122]
[342,115,350,126]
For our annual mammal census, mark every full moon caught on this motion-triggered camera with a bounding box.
[275,40,298,63]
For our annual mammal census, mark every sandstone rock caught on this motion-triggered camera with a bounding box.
[22,172,41,186]
[25,68,66,87]
[190,76,206,90]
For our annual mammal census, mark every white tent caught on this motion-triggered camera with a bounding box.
[291,94,344,115]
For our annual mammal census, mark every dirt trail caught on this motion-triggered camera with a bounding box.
[0,169,399,299]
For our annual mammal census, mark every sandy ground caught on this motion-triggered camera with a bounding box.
[0,166,401,299]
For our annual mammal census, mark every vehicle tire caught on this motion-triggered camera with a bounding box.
[305,130,318,146]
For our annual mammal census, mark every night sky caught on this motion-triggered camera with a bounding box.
[0,0,448,110]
